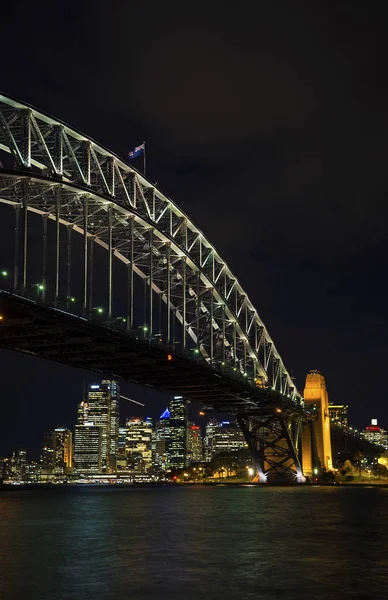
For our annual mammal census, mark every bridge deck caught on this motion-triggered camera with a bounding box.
[0,292,301,415]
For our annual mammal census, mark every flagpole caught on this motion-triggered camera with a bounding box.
[143,141,146,177]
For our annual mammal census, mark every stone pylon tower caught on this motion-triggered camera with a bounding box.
[302,370,333,476]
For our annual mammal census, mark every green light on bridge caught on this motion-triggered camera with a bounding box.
[1,270,8,277]
[96,307,104,314]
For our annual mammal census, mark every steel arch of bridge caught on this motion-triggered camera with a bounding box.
[0,92,301,408]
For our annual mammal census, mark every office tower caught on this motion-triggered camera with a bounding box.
[53,428,73,473]
[79,380,120,473]
[168,396,187,469]
[153,408,171,472]
[9,448,27,481]
[73,424,102,474]
[125,417,153,472]
[363,419,388,448]
[117,424,127,470]
[204,419,218,462]
[41,432,55,472]
[41,428,73,475]
[328,403,349,428]
[187,424,203,464]
[204,419,246,460]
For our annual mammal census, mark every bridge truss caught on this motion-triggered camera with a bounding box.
[0,92,306,481]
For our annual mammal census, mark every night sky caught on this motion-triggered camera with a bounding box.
[1,2,388,457]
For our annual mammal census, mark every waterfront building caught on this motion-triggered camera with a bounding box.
[9,448,27,481]
[78,380,120,473]
[73,423,102,474]
[168,396,187,469]
[153,408,171,472]
[328,403,349,428]
[41,428,73,475]
[363,419,388,449]
[125,417,153,472]
[187,424,203,464]
[204,420,246,460]
[117,424,127,470]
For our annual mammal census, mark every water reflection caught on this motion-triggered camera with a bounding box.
[0,486,387,600]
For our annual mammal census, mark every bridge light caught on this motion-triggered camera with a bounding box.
[69,297,76,303]
[36,284,44,291]
[194,348,199,354]
[167,354,173,361]
[122,317,126,323]
[96,307,104,314]
[243,372,247,377]
[143,326,148,332]
[1,270,8,277]
[221,362,225,366]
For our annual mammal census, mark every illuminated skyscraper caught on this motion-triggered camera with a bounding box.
[204,420,246,460]
[9,448,27,481]
[117,424,127,470]
[168,396,187,469]
[125,417,153,472]
[187,424,203,464]
[153,408,171,472]
[78,380,120,473]
[74,424,102,474]
[41,428,73,474]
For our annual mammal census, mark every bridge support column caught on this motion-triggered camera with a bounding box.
[237,412,305,483]
[301,370,333,477]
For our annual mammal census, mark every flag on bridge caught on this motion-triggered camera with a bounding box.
[128,143,145,159]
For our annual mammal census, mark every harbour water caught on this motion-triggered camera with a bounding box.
[0,485,387,600]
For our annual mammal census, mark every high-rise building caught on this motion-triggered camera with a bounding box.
[117,424,127,470]
[328,404,349,428]
[41,428,73,475]
[74,424,102,474]
[204,420,246,460]
[153,408,171,472]
[125,417,153,472]
[78,380,120,473]
[168,396,187,469]
[363,419,388,449]
[187,424,203,464]
[9,448,27,481]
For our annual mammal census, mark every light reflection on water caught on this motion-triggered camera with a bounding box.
[0,486,387,600]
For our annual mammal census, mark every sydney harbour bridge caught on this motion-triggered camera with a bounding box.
[0,93,369,482]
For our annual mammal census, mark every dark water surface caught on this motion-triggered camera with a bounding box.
[0,485,387,600]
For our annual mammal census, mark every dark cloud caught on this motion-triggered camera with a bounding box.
[1,0,388,453]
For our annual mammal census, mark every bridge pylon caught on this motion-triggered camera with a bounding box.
[301,370,333,477]
[237,411,305,483]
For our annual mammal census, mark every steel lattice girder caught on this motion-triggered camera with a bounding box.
[237,413,304,482]
[0,92,301,405]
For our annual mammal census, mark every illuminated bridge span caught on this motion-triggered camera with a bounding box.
[0,93,313,482]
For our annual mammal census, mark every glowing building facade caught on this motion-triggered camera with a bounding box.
[78,380,120,473]
[125,417,153,472]
[187,424,203,464]
[153,408,171,472]
[73,424,102,474]
[168,396,187,469]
